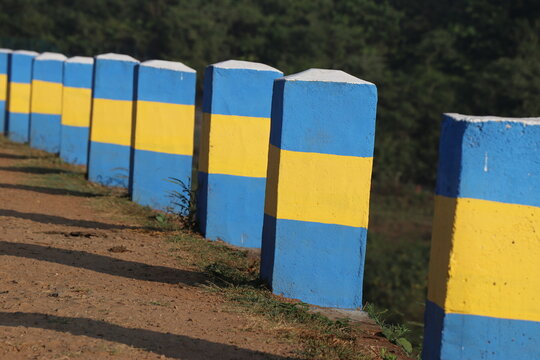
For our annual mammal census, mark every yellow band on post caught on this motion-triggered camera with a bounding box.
[90,98,133,146]
[62,87,92,127]
[0,74,7,101]
[199,112,271,178]
[265,145,373,228]
[428,195,540,322]
[134,101,194,156]
[8,82,31,113]
[31,80,63,115]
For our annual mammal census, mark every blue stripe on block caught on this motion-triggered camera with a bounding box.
[202,67,282,117]
[269,79,378,157]
[7,112,30,143]
[88,141,131,188]
[64,62,93,89]
[131,149,193,211]
[60,125,89,166]
[0,52,9,74]
[197,172,266,248]
[33,60,63,83]
[423,301,540,360]
[261,214,367,309]
[29,113,61,153]
[10,53,36,83]
[93,59,138,101]
[137,66,196,105]
[435,115,540,208]
[0,101,6,133]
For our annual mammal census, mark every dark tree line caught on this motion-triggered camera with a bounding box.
[0,0,538,185]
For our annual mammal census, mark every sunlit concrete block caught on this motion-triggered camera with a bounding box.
[29,52,67,153]
[423,114,540,360]
[7,50,38,143]
[260,69,378,308]
[197,60,282,248]
[88,53,139,187]
[0,48,12,134]
[131,60,196,211]
[60,56,94,166]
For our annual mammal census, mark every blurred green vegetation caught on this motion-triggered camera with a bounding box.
[0,0,538,185]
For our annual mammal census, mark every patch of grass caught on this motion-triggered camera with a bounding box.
[167,232,409,360]
[365,304,415,356]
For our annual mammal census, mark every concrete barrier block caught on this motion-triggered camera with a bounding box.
[30,52,67,153]
[131,60,196,210]
[197,60,283,248]
[60,56,94,166]
[260,69,378,309]
[0,48,12,134]
[423,114,540,360]
[88,53,139,187]
[7,50,38,143]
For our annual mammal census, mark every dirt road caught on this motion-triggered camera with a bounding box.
[0,141,299,359]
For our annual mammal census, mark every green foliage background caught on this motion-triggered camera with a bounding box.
[1,0,538,185]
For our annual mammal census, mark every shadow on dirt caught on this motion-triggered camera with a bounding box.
[0,152,34,160]
[0,209,135,230]
[0,182,99,197]
[0,166,75,175]
[0,312,299,360]
[0,241,204,286]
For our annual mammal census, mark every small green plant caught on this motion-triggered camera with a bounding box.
[365,303,413,355]
[166,177,197,230]
[380,348,398,360]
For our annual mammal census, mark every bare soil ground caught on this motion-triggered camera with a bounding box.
[0,138,413,360]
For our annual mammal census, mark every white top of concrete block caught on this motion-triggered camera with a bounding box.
[13,50,39,56]
[0,48,12,53]
[141,60,195,73]
[213,60,281,73]
[446,113,540,125]
[35,52,67,61]
[96,53,139,63]
[283,68,373,85]
[66,56,94,64]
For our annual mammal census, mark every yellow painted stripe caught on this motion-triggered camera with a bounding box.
[198,112,270,177]
[428,195,540,322]
[0,74,7,101]
[62,87,92,127]
[264,145,373,228]
[8,82,31,113]
[90,98,133,146]
[31,80,63,115]
[134,101,194,156]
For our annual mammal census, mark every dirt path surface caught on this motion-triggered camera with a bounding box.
[0,143,300,359]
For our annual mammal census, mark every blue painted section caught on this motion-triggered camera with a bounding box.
[29,113,61,153]
[202,66,282,117]
[269,79,378,157]
[137,66,196,105]
[261,215,367,308]
[10,53,36,84]
[436,115,540,207]
[33,59,63,83]
[88,141,131,187]
[0,52,9,73]
[60,125,89,166]
[131,149,192,211]
[423,301,540,360]
[0,101,6,133]
[64,62,93,88]
[93,58,138,101]
[197,172,266,248]
[8,112,30,143]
